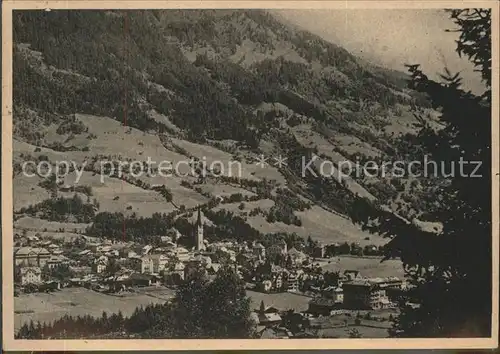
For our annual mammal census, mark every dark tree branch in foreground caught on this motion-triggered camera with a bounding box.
[349,8,492,338]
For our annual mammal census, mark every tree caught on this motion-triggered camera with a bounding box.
[282,309,309,334]
[105,258,121,277]
[16,323,30,339]
[45,263,74,281]
[323,271,340,287]
[203,266,255,338]
[349,9,491,338]
[347,328,362,338]
[338,242,351,254]
[101,311,109,332]
[168,266,255,338]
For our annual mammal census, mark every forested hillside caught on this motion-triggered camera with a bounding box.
[13,9,440,243]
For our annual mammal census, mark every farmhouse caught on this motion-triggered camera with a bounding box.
[184,256,208,279]
[141,254,169,274]
[253,242,266,260]
[267,239,288,260]
[174,246,191,262]
[139,256,154,274]
[284,270,302,292]
[92,255,109,274]
[342,278,400,310]
[255,302,283,326]
[46,255,68,269]
[343,270,362,281]
[307,297,342,316]
[258,327,292,339]
[126,273,159,287]
[48,243,61,252]
[39,280,62,292]
[159,236,172,245]
[207,262,221,275]
[19,267,42,285]
[311,243,326,258]
[15,247,51,267]
[163,261,185,285]
[322,286,344,303]
[287,247,307,266]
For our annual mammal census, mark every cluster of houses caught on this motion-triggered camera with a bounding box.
[249,272,404,339]
[307,271,405,314]
[13,238,69,286]
[246,271,404,338]
[14,206,405,316]
[13,208,232,291]
[236,240,405,312]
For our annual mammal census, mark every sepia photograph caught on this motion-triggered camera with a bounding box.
[2,0,499,350]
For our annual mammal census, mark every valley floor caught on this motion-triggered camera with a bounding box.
[14,286,175,332]
[15,253,403,336]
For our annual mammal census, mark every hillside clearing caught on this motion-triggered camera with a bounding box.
[14,217,91,233]
[196,183,257,198]
[247,290,311,312]
[212,199,275,214]
[170,138,287,184]
[13,174,51,211]
[14,287,173,331]
[318,256,404,278]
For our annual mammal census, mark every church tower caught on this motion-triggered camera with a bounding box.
[194,206,204,251]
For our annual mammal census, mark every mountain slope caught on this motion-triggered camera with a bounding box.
[12,9,439,247]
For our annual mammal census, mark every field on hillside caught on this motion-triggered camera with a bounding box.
[229,38,308,67]
[334,134,383,158]
[171,138,287,184]
[23,114,195,172]
[381,107,420,136]
[13,228,88,243]
[308,155,376,201]
[212,199,275,213]
[292,124,347,163]
[14,217,91,233]
[318,256,404,278]
[60,171,178,217]
[197,183,256,198]
[235,205,385,247]
[13,139,89,164]
[77,114,191,165]
[247,290,311,312]
[129,174,210,210]
[14,287,174,331]
[13,174,51,211]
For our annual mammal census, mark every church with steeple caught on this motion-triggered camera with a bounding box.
[194,206,205,251]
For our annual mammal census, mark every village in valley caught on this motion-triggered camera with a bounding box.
[10,8,465,340]
[14,204,406,338]
[7,4,493,345]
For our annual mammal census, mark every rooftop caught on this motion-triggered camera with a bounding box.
[287,247,306,257]
[309,297,340,307]
[259,327,291,339]
[15,247,50,256]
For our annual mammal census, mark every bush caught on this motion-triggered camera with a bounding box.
[56,117,87,135]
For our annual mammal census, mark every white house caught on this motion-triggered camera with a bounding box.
[20,267,42,285]
[92,255,109,274]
